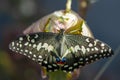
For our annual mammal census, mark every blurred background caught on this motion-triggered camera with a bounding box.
[0,0,120,80]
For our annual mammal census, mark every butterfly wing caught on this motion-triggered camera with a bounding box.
[61,34,113,72]
[9,32,60,71]
[9,32,113,72]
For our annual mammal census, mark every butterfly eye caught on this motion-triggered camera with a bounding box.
[62,58,66,62]
[56,58,60,62]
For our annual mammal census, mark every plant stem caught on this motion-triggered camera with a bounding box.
[65,0,72,13]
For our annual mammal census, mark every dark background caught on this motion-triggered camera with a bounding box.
[0,0,120,80]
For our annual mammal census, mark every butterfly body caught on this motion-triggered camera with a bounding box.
[9,30,113,72]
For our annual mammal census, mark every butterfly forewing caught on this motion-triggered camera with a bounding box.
[9,32,60,71]
[61,34,113,71]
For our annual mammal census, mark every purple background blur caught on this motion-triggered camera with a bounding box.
[0,0,120,80]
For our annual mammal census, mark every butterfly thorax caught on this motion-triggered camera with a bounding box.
[54,30,68,64]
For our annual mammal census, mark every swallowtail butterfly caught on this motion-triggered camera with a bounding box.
[9,30,113,72]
